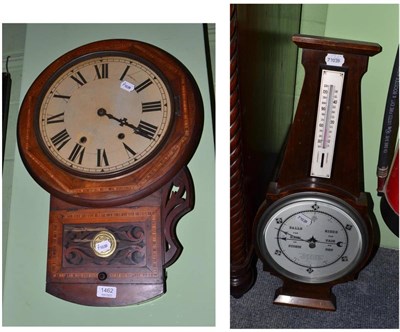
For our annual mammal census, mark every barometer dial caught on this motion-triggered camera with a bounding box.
[257,193,367,284]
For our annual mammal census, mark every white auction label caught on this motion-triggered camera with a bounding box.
[96,240,111,253]
[120,80,135,92]
[295,213,312,226]
[97,286,117,298]
[325,53,345,67]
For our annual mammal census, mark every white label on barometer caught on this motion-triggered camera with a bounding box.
[325,53,345,67]
[310,69,345,178]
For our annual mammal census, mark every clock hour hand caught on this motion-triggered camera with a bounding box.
[98,108,156,140]
[97,108,138,132]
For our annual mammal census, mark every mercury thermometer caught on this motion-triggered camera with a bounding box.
[311,69,345,178]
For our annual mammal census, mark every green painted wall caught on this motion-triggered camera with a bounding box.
[295,4,399,249]
[293,4,328,108]
[3,24,215,326]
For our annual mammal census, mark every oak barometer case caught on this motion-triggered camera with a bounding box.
[17,39,203,306]
[254,35,381,311]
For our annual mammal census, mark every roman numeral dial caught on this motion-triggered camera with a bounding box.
[38,54,173,177]
[46,112,65,124]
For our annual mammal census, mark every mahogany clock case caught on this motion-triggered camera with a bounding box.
[16,38,205,307]
[17,39,204,208]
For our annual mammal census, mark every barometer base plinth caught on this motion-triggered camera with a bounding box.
[273,285,336,311]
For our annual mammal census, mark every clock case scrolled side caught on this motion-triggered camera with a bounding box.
[253,35,381,311]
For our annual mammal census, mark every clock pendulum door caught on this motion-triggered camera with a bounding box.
[253,35,381,311]
[46,167,194,306]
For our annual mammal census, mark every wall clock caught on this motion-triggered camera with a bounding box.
[17,39,203,306]
[253,35,381,311]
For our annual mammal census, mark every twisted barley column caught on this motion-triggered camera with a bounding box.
[230,4,248,273]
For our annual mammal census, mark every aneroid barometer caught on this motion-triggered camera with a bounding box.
[254,35,381,311]
[17,39,203,306]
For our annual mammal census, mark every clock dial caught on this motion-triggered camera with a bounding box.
[18,39,203,206]
[257,193,367,284]
[37,54,173,177]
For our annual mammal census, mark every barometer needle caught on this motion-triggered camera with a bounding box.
[275,228,305,241]
[275,229,344,247]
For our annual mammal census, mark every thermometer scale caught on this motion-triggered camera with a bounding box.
[311,69,345,178]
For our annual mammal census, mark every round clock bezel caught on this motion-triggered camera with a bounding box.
[256,192,368,284]
[34,50,175,179]
[17,39,203,207]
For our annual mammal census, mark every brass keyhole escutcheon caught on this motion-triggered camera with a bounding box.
[91,230,117,258]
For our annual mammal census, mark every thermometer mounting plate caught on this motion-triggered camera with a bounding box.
[311,68,346,178]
